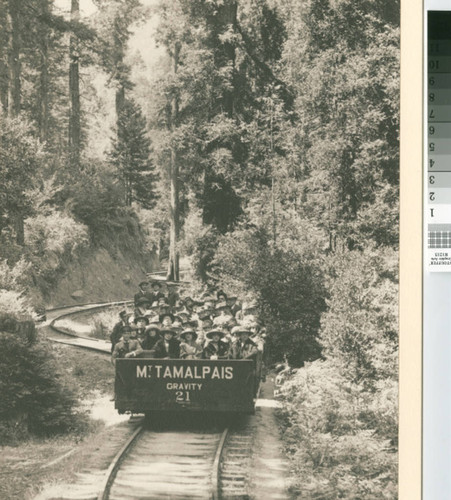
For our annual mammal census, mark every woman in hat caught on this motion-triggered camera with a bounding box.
[150,328,180,359]
[140,321,161,350]
[179,328,203,359]
[159,312,174,328]
[134,296,152,319]
[203,328,229,360]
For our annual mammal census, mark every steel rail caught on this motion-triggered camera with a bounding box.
[97,425,144,500]
[211,427,229,500]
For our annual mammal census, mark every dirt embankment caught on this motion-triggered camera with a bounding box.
[32,216,161,308]
[44,245,157,308]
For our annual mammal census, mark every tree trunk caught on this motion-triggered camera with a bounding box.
[69,0,81,170]
[167,43,180,282]
[7,0,20,116]
[38,0,50,142]
[0,0,9,113]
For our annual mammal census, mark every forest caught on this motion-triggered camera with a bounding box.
[0,0,399,497]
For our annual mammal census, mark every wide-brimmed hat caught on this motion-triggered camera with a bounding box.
[206,328,225,339]
[160,327,176,336]
[147,322,160,332]
[243,300,258,312]
[159,312,175,323]
[151,281,163,288]
[133,316,149,325]
[231,325,252,336]
[139,281,149,288]
[181,328,198,340]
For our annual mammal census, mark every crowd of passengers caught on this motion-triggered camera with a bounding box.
[110,280,265,363]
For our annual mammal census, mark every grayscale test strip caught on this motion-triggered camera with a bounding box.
[423,4,451,500]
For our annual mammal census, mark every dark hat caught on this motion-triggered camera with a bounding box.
[206,328,225,339]
[159,312,175,323]
[177,309,191,320]
[134,316,149,325]
[216,290,227,300]
[139,281,149,288]
[119,309,128,319]
[227,297,238,307]
[198,310,212,321]
[151,281,162,288]
[136,296,151,306]
[161,328,176,336]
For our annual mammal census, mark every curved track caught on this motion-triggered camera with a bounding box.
[98,425,229,500]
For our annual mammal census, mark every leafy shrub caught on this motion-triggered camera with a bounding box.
[0,333,88,443]
[0,258,31,291]
[25,209,89,256]
[319,248,398,385]
[279,360,397,499]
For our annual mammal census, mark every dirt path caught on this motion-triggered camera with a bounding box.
[250,376,294,500]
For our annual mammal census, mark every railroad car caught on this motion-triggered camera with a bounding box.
[115,356,262,415]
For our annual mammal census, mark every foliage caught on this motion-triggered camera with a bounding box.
[278,360,398,499]
[319,247,398,385]
[25,209,89,256]
[213,218,326,365]
[0,117,43,238]
[0,333,88,442]
[110,98,158,208]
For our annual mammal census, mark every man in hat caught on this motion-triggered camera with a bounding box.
[112,327,143,364]
[150,281,165,304]
[230,326,258,360]
[166,282,180,308]
[110,310,130,353]
[203,328,229,359]
[134,281,152,307]
[179,328,203,359]
[150,328,180,359]
[133,316,150,348]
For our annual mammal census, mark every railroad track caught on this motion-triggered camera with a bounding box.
[44,300,133,354]
[97,424,239,500]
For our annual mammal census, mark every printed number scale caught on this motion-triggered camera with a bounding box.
[427,12,451,269]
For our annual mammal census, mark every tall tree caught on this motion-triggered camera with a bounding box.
[37,0,51,142]
[110,98,158,208]
[68,0,81,170]
[167,42,180,281]
[0,0,8,113]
